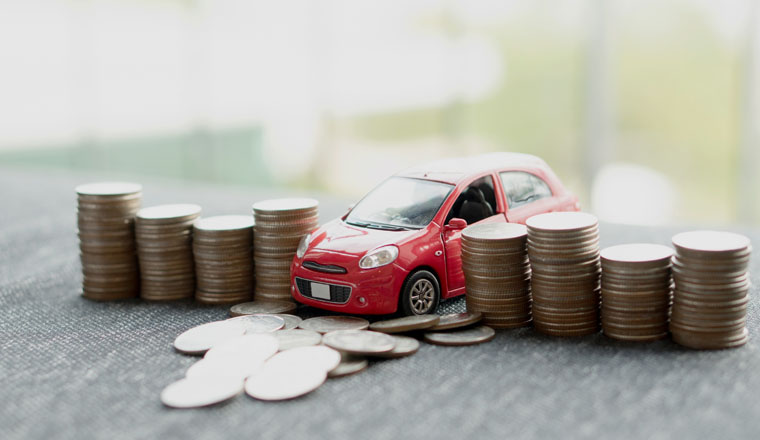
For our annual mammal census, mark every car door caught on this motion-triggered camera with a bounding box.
[441,174,506,298]
[498,171,559,224]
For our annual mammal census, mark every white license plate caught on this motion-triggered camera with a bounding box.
[311,282,331,300]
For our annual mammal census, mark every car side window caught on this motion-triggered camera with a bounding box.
[499,171,553,209]
[445,176,497,225]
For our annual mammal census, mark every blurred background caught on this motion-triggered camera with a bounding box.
[1,0,758,226]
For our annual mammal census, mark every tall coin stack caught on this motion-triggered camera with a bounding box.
[193,215,255,304]
[252,198,319,302]
[136,204,202,301]
[670,231,752,349]
[76,182,142,301]
[461,223,532,328]
[600,244,674,341]
[526,212,601,337]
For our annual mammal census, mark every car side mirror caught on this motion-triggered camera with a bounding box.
[446,218,467,231]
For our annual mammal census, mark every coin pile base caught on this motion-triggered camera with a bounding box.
[252,198,319,302]
[670,231,751,350]
[76,182,142,301]
[461,223,532,329]
[600,244,674,342]
[527,212,601,337]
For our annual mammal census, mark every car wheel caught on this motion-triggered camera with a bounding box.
[399,270,440,316]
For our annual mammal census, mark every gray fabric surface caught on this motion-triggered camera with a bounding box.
[1,167,759,440]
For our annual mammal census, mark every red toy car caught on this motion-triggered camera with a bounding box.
[290,153,580,315]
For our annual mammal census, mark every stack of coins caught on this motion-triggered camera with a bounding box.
[460,223,532,328]
[193,215,255,304]
[252,199,319,302]
[76,182,142,301]
[600,244,674,341]
[526,212,601,337]
[136,204,202,301]
[670,231,752,349]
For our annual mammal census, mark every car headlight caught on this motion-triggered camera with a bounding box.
[359,245,399,269]
[296,233,312,259]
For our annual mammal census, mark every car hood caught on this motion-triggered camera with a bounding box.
[308,219,424,257]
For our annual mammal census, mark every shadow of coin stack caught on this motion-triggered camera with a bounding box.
[193,215,255,304]
[670,231,752,349]
[136,204,202,301]
[600,244,674,341]
[252,199,319,302]
[526,212,601,337]
[461,223,532,328]
[76,182,142,301]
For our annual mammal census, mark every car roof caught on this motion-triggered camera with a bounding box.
[395,152,549,185]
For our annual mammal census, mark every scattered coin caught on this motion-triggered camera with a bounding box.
[274,329,322,350]
[173,321,245,355]
[272,314,302,330]
[428,312,483,331]
[373,335,420,359]
[229,300,298,317]
[161,377,244,408]
[423,325,496,346]
[299,316,370,333]
[186,357,264,381]
[322,330,396,355]
[204,334,279,363]
[266,345,341,372]
[226,314,285,334]
[328,353,369,378]
[245,363,326,401]
[369,315,440,334]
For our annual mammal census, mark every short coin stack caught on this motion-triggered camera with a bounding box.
[193,215,255,304]
[252,198,319,302]
[136,204,202,301]
[600,244,674,341]
[76,182,142,301]
[670,231,752,349]
[460,223,532,328]
[526,212,601,337]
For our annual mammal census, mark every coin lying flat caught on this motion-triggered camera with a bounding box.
[328,354,369,378]
[204,334,279,363]
[245,363,326,401]
[322,330,395,355]
[428,312,483,331]
[266,345,341,372]
[274,329,322,351]
[227,314,285,334]
[194,215,254,231]
[185,357,264,381]
[299,316,370,333]
[230,300,298,317]
[174,321,246,355]
[369,315,440,334]
[161,377,243,408]
[76,182,143,197]
[252,198,319,213]
[272,314,302,330]
[423,325,496,346]
[372,335,420,359]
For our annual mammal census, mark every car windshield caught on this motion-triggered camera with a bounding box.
[346,177,453,229]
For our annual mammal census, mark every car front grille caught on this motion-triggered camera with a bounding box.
[302,260,348,274]
[295,277,351,304]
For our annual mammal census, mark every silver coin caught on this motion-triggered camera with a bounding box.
[369,315,440,334]
[194,215,254,231]
[230,300,297,316]
[328,354,368,378]
[299,316,370,334]
[76,181,142,197]
[204,334,279,363]
[186,357,264,381]
[161,377,243,408]
[267,345,341,372]
[274,329,322,350]
[227,314,285,334]
[272,314,303,330]
[423,325,496,346]
[173,321,246,355]
[137,204,202,221]
[322,330,395,355]
[245,362,326,401]
[373,335,420,359]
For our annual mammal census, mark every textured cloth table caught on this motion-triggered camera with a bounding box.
[1,168,759,440]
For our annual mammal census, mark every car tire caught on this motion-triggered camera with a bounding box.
[398,270,440,316]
